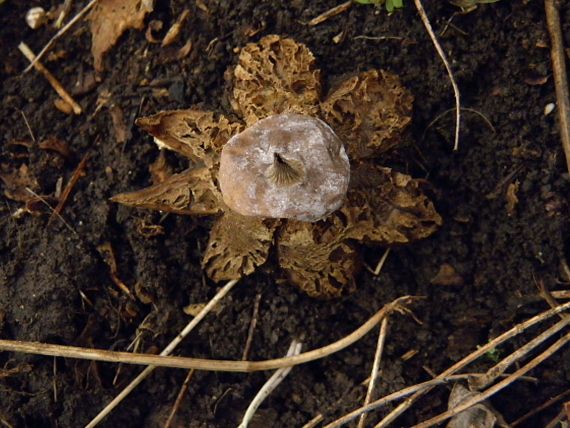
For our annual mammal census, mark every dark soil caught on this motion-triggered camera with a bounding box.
[1,1,570,427]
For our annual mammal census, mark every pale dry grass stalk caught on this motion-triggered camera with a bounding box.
[84,278,240,428]
[413,0,461,150]
[0,296,416,373]
[324,300,570,427]
[357,317,388,428]
[239,340,303,428]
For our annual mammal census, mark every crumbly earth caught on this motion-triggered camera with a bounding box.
[1,1,569,427]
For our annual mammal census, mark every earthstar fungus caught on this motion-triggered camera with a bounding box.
[112,35,441,298]
[219,113,350,222]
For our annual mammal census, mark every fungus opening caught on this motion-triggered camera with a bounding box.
[266,153,305,188]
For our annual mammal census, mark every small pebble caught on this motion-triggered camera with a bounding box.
[544,103,555,116]
[54,98,73,115]
[26,7,47,29]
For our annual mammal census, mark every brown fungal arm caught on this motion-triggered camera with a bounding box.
[110,167,223,215]
[202,210,280,281]
[321,70,413,160]
[277,217,360,299]
[232,35,322,126]
[135,110,243,168]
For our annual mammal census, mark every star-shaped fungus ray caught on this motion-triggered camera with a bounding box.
[277,164,441,299]
[112,35,442,298]
[321,70,414,160]
[231,34,322,125]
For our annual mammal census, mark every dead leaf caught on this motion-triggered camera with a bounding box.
[108,104,128,144]
[0,164,39,202]
[157,39,192,64]
[88,0,153,73]
[135,282,154,304]
[53,98,74,115]
[97,241,118,274]
[162,9,190,47]
[25,195,59,215]
[430,264,463,286]
[145,20,163,43]
[39,136,71,158]
[96,241,134,299]
[71,70,97,96]
[505,181,519,216]
[183,303,207,317]
[135,218,164,238]
[202,211,280,281]
[148,149,172,184]
[446,384,497,428]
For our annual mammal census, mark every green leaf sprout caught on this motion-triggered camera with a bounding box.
[353,0,403,13]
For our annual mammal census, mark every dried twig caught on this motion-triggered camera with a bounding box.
[304,1,352,26]
[362,300,570,427]
[357,317,388,428]
[0,296,417,373]
[242,293,262,361]
[48,153,89,226]
[413,0,461,150]
[326,326,570,428]
[25,188,76,234]
[239,340,303,428]
[18,42,82,115]
[323,374,482,427]
[164,369,195,428]
[545,0,570,177]
[18,109,36,142]
[469,316,570,390]
[511,387,570,427]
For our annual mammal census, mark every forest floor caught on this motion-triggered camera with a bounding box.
[1,1,570,427]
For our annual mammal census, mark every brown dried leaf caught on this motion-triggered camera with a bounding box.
[343,165,441,245]
[232,35,321,126]
[446,384,497,428]
[135,218,164,238]
[183,303,207,317]
[148,149,172,184]
[203,210,280,281]
[321,70,413,159]
[88,0,152,72]
[97,241,118,274]
[145,20,163,44]
[110,167,223,215]
[135,110,243,168]
[277,217,360,299]
[108,104,128,144]
[161,9,191,47]
[430,263,463,286]
[505,180,519,216]
[0,164,39,202]
[26,196,59,215]
[157,40,192,64]
[39,136,71,158]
